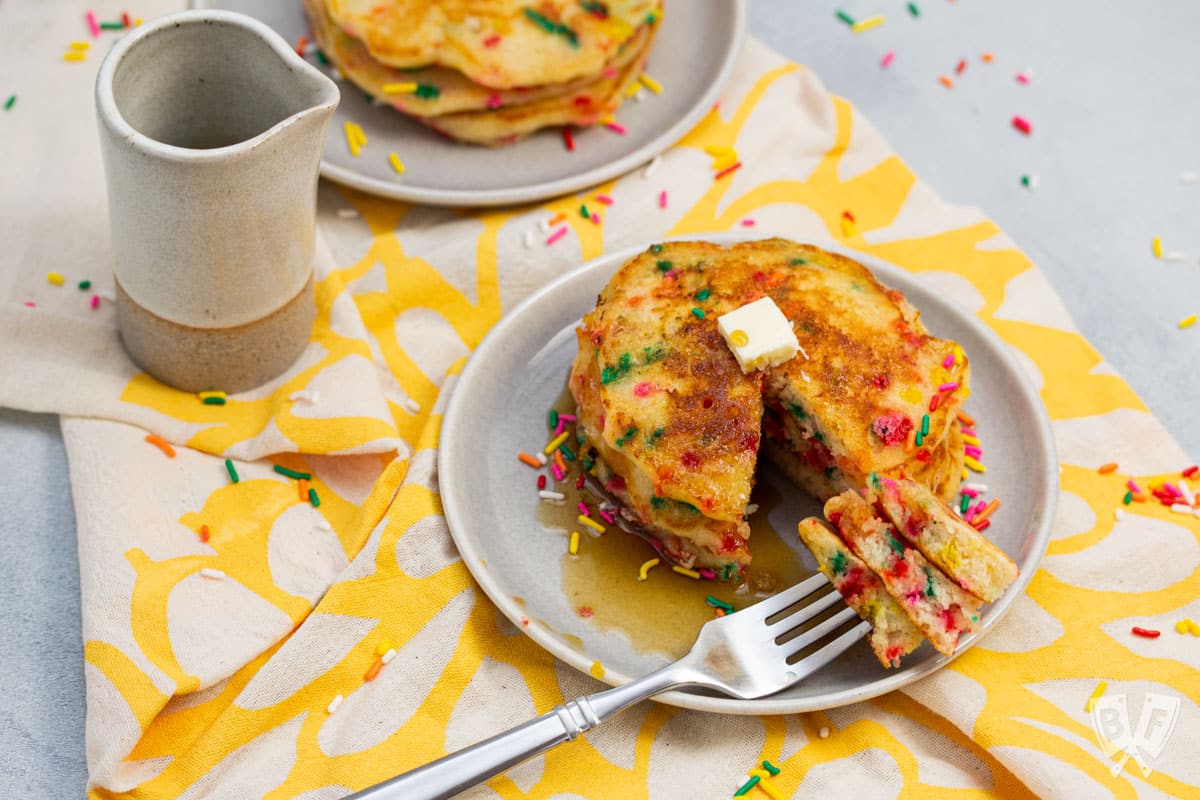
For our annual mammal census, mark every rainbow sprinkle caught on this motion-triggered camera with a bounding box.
[638,558,661,581]
[1085,681,1107,713]
[851,15,884,32]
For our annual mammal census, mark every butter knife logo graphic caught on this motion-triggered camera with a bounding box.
[1091,692,1181,777]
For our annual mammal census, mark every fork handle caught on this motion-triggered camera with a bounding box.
[345,666,693,800]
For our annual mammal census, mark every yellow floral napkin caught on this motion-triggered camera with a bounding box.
[4,24,1198,798]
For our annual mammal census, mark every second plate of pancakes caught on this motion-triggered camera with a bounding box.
[192,0,745,206]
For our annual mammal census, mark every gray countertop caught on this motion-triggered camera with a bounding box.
[3,1,1197,794]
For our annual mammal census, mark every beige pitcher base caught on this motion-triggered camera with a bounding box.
[115,276,316,394]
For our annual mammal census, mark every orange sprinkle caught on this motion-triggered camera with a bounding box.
[145,434,175,458]
[554,449,567,473]
[956,410,976,427]
[199,524,210,543]
[981,52,995,63]
[548,212,567,225]
[939,75,955,88]
[298,478,310,502]
[1132,492,1146,503]
[363,659,383,681]
[1098,462,1119,474]
[905,427,916,452]
[973,498,1001,526]
[518,452,540,468]
[294,34,308,56]
[715,608,727,617]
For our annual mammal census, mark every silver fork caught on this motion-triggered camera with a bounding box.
[347,573,870,800]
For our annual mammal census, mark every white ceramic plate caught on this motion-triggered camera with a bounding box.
[440,234,1058,715]
[191,0,745,206]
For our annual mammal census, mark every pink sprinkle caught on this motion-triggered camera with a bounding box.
[598,509,616,525]
[740,218,756,227]
[960,427,976,438]
[605,122,627,135]
[939,382,959,393]
[554,419,565,436]
[658,190,668,209]
[1012,115,1033,135]
[699,568,716,580]
[964,445,983,459]
[962,487,979,498]
[1015,72,1031,85]
[559,414,577,422]
[90,294,100,309]
[23,301,36,308]
[1127,479,1142,493]
[595,195,613,205]
[486,94,503,109]
[634,381,653,397]
[602,67,617,78]
[590,212,601,224]
[552,464,565,482]
[86,10,100,38]
[943,353,955,368]
[578,502,590,516]
[546,226,568,245]
[881,50,895,68]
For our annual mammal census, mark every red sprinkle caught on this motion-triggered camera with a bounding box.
[955,58,967,74]
[1012,115,1033,135]
[578,606,594,618]
[537,474,546,490]
[714,161,742,180]
[973,519,991,532]
[1183,465,1199,478]
[575,474,586,489]
[1132,627,1161,639]
[483,34,501,47]
[294,35,308,57]
[929,393,941,412]
[842,210,855,222]
[122,12,131,27]
[199,524,210,543]
[562,127,575,152]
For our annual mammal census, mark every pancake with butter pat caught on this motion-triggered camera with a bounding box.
[325,0,658,89]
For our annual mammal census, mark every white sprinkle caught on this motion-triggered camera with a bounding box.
[796,342,810,360]
[819,726,830,739]
[632,88,645,103]
[99,290,116,302]
[337,208,360,219]
[1114,508,1126,521]
[317,520,333,533]
[1178,481,1195,506]
[1024,174,1040,190]
[800,370,811,383]
[734,581,750,596]
[643,154,662,178]
[200,568,226,580]
[536,452,548,465]
[402,397,421,414]
[331,68,344,81]
[539,490,566,502]
[380,648,397,665]
[538,218,553,234]
[465,16,481,31]
[964,482,989,493]
[1170,503,1193,515]
[523,230,534,249]
[326,694,344,714]
[1164,251,1186,262]
[1180,171,1199,184]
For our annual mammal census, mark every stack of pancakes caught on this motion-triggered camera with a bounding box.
[305,0,662,145]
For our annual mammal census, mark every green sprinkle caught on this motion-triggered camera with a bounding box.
[788,403,806,419]
[650,243,664,254]
[559,444,576,461]
[580,204,590,219]
[691,307,705,319]
[920,413,930,436]
[647,427,664,447]
[316,50,330,65]
[915,431,925,447]
[414,83,440,99]
[887,532,905,555]
[273,464,312,481]
[78,280,91,290]
[868,471,880,489]
[705,595,734,614]
[971,614,979,622]
[762,760,781,777]
[814,430,825,443]
[960,493,970,514]
[202,396,226,405]
[363,92,375,104]
[100,21,124,30]
[581,0,608,15]
[656,259,673,272]
[650,496,667,509]
[601,366,620,384]
[830,550,847,575]
[695,288,711,301]
[618,352,632,370]
[522,8,579,47]
[549,409,559,429]
[721,562,739,581]
[308,487,321,507]
[4,95,14,110]
[789,257,808,265]
[734,775,760,797]
[224,458,239,484]
[677,500,700,514]
[924,566,937,597]
[1123,490,1133,505]
[836,10,856,25]
[908,2,920,16]
[642,344,666,363]
[615,427,638,447]
[583,457,595,471]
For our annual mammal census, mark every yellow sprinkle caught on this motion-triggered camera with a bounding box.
[381,82,419,95]
[46,272,65,286]
[1152,237,1163,258]
[672,565,701,579]
[69,41,91,51]
[851,15,885,32]
[544,431,570,454]
[1085,681,1107,713]
[731,329,749,346]
[961,468,969,481]
[964,456,987,473]
[623,81,642,98]
[639,73,663,94]
[350,122,367,147]
[577,514,605,533]
[747,773,786,800]
[1189,620,1200,636]
[343,121,361,157]
[135,18,143,25]
[63,51,86,62]
[1175,619,1191,634]
[840,217,856,238]
[1179,315,1197,329]
[704,145,736,157]
[589,660,605,679]
[638,558,660,581]
[712,153,738,171]
[600,114,615,125]
[374,639,393,657]
[961,434,981,446]
[197,390,226,401]
[388,152,405,174]
[568,530,580,555]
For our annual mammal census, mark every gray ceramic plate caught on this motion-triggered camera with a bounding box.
[192,0,744,206]
[440,234,1058,715]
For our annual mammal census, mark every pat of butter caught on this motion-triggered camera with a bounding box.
[717,297,800,373]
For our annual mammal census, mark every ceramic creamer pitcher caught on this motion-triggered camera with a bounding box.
[96,10,339,392]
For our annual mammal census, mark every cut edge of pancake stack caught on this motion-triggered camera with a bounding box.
[306,0,663,145]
